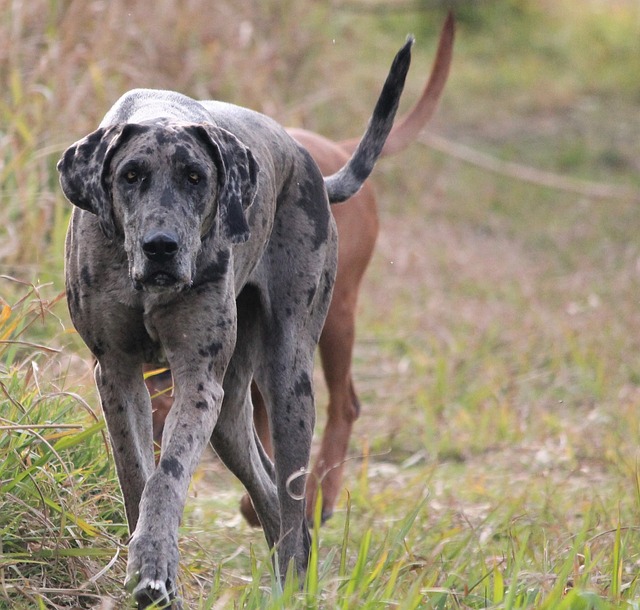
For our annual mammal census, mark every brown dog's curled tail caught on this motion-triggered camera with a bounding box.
[324,36,413,204]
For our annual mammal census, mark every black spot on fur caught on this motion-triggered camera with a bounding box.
[90,338,105,359]
[80,265,92,287]
[194,400,209,411]
[294,372,312,398]
[300,152,330,250]
[174,144,190,161]
[348,156,370,185]
[66,285,80,311]
[193,251,230,287]
[161,456,184,479]
[155,131,171,146]
[306,285,316,308]
[199,341,223,358]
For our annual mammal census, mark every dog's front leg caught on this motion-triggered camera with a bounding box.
[95,357,155,531]
[92,355,173,607]
[125,291,235,609]
[125,370,224,609]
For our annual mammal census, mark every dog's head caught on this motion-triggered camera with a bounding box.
[57,119,258,292]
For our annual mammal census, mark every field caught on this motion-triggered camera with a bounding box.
[2,0,640,608]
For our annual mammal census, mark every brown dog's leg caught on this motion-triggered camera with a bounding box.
[307,308,360,523]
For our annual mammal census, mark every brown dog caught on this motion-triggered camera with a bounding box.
[148,13,454,525]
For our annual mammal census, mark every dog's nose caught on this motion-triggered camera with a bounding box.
[142,231,179,263]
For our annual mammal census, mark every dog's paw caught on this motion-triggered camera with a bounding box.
[126,575,181,609]
[125,533,180,609]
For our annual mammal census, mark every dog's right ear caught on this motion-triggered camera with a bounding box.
[57,124,139,240]
[191,124,259,245]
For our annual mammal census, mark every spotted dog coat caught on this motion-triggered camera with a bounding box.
[58,40,412,608]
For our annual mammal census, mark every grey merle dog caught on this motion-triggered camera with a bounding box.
[58,39,412,608]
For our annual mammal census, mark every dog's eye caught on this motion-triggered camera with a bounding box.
[187,171,201,185]
[124,170,139,184]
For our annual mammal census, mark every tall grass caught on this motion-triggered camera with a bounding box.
[2,280,639,605]
[0,279,127,608]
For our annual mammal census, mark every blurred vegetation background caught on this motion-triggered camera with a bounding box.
[2,0,639,274]
[2,0,640,607]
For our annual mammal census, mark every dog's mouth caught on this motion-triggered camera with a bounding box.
[148,271,177,287]
[133,271,181,292]
[130,250,194,293]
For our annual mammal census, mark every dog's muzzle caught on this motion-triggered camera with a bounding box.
[133,230,190,291]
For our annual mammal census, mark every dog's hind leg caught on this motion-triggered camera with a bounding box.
[211,383,281,544]
[254,345,315,581]
[252,249,337,580]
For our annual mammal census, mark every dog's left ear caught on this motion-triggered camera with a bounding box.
[192,124,259,244]
[57,123,143,240]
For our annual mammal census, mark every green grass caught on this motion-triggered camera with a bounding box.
[0,281,128,608]
[2,0,640,607]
